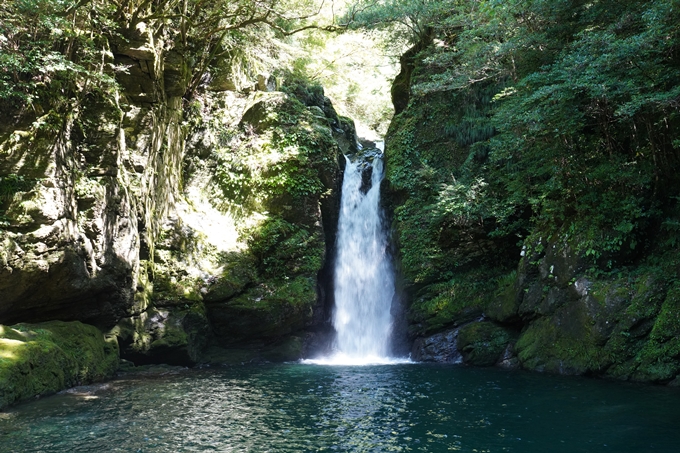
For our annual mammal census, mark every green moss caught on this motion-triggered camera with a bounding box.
[213,89,339,218]
[0,321,119,409]
[208,276,316,341]
[486,270,520,323]
[204,251,258,302]
[457,322,512,366]
[627,283,680,382]
[152,272,204,303]
[409,268,506,336]
[387,75,519,341]
[246,217,325,279]
[515,316,610,375]
[111,304,210,366]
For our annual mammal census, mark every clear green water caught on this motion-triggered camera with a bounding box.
[1,364,679,452]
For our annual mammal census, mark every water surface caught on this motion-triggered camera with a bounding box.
[2,364,679,452]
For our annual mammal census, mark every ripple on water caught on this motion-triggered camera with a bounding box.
[1,364,680,452]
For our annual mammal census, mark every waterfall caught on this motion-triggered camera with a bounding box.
[332,153,394,361]
[303,148,409,365]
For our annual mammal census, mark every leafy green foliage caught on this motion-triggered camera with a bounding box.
[0,0,337,113]
[246,217,323,277]
[344,0,459,43]
[379,0,680,282]
[211,89,336,217]
[0,175,37,201]
[0,0,118,111]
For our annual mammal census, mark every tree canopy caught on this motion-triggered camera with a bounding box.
[351,0,680,269]
[0,0,342,112]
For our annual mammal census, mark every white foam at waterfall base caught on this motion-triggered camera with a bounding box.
[303,153,410,366]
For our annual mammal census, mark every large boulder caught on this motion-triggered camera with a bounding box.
[0,321,119,409]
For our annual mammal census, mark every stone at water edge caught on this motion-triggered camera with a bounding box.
[0,320,119,409]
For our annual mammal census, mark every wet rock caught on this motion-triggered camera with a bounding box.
[457,322,513,367]
[112,305,210,367]
[497,343,519,369]
[411,329,463,363]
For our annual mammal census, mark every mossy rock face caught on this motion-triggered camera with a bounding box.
[515,307,611,376]
[207,276,316,342]
[485,271,521,323]
[203,252,258,302]
[112,304,210,366]
[199,335,305,364]
[239,92,288,133]
[0,321,119,409]
[610,281,680,383]
[384,45,519,345]
[457,322,512,367]
[407,269,505,337]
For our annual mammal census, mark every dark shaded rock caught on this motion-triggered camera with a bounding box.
[257,74,277,92]
[411,329,462,363]
[112,305,210,366]
[457,321,512,367]
[163,51,191,97]
[199,335,305,364]
[113,55,159,103]
[497,343,519,369]
[207,277,316,342]
[391,31,433,114]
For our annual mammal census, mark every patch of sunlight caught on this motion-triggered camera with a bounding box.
[290,25,405,139]
[0,338,24,359]
[180,179,243,253]
[76,395,100,401]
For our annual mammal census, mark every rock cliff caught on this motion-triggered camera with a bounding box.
[0,24,354,406]
[386,35,680,384]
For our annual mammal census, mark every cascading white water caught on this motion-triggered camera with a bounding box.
[332,154,395,362]
[303,149,409,365]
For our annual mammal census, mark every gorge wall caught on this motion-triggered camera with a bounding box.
[1,20,355,406]
[385,23,680,384]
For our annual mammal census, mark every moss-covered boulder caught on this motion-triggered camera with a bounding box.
[207,276,316,342]
[203,252,258,302]
[407,269,503,337]
[0,321,119,409]
[111,305,209,366]
[457,322,512,367]
[485,271,522,323]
